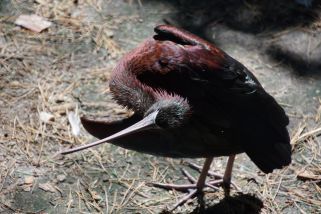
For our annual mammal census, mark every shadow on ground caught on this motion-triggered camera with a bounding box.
[151,0,320,35]
[159,193,263,214]
[191,193,263,214]
[267,44,321,76]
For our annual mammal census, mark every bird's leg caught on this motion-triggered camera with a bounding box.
[150,157,217,192]
[196,157,214,191]
[187,155,240,191]
[222,154,237,195]
[149,156,240,191]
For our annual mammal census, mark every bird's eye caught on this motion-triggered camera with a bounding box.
[158,58,168,66]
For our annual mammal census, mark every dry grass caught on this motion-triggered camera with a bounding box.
[1,0,321,213]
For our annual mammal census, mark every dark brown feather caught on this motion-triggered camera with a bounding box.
[83,25,291,173]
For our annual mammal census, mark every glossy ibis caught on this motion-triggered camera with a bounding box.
[61,25,291,210]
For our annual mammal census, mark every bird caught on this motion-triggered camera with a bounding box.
[61,25,291,210]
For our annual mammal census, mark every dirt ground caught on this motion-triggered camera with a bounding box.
[1,0,321,213]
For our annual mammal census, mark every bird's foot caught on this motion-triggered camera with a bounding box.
[148,165,238,211]
[151,169,221,192]
[187,162,240,191]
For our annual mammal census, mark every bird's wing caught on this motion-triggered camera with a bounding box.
[139,25,291,172]
[154,25,222,56]
[150,25,261,96]
[149,25,288,129]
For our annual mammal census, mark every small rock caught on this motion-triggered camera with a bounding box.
[102,174,109,182]
[24,176,34,185]
[105,29,114,38]
[39,112,54,123]
[57,174,66,182]
[90,191,102,201]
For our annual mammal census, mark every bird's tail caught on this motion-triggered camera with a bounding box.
[245,142,291,173]
[81,114,141,139]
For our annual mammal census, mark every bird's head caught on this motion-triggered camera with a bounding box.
[145,96,191,129]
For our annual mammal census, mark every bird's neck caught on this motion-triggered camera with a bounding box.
[109,58,157,116]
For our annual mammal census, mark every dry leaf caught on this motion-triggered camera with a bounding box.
[39,111,54,123]
[68,111,80,136]
[15,14,52,33]
[39,182,56,193]
[297,170,321,181]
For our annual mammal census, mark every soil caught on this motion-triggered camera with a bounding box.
[0,0,321,213]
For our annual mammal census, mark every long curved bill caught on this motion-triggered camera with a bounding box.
[60,111,159,155]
